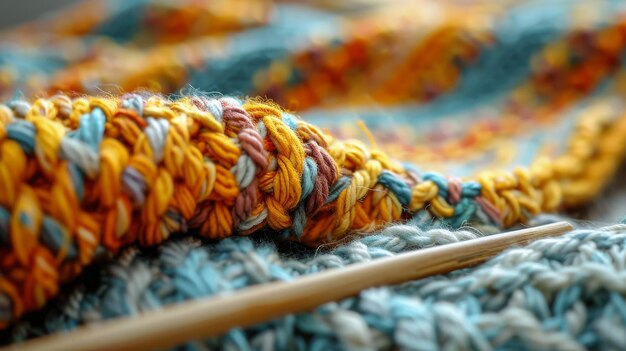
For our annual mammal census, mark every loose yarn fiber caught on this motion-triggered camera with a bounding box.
[6,217,626,351]
[1,93,625,327]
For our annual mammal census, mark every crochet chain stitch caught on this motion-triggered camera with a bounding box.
[0,93,625,327]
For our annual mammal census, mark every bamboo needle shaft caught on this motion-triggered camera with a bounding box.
[4,221,573,351]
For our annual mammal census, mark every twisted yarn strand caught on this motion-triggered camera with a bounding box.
[0,93,624,326]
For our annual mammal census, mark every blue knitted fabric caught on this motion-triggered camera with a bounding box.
[3,216,625,350]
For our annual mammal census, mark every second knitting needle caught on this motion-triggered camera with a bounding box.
[6,221,574,351]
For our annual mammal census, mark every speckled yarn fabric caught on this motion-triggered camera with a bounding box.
[3,0,626,350]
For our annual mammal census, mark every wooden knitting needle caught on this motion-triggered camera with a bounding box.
[4,221,573,351]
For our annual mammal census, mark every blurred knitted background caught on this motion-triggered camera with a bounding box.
[0,0,78,29]
[1,0,625,224]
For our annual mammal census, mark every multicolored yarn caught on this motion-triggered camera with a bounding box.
[4,0,626,348]
[1,91,626,327]
[2,1,626,111]
[6,216,626,351]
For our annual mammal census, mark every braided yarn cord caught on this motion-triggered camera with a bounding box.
[0,92,625,328]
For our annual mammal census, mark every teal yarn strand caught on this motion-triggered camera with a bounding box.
[5,218,626,350]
